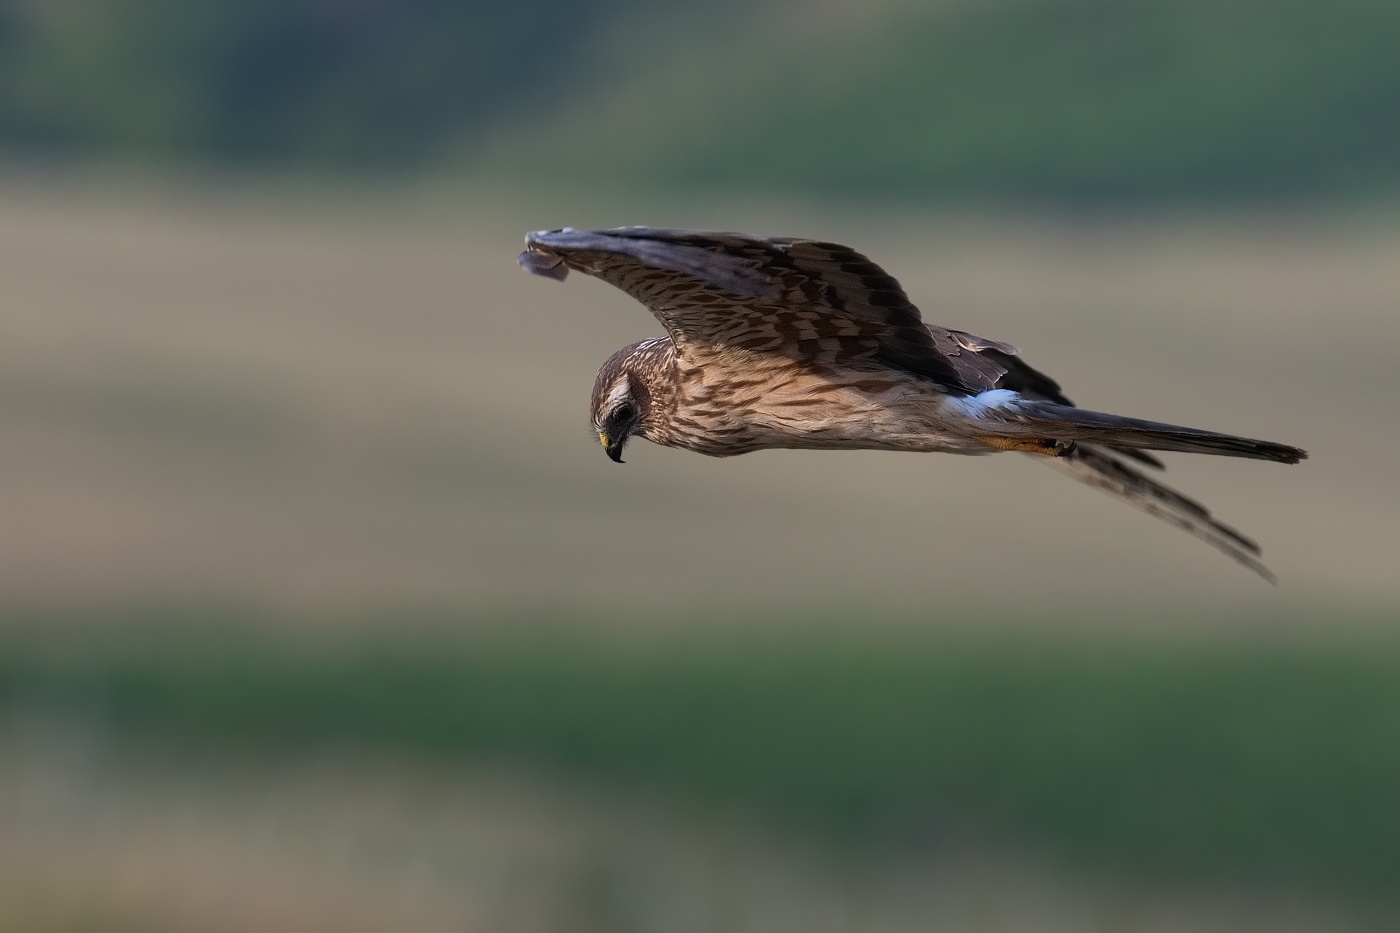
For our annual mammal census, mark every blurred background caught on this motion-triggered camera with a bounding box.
[2,1,1398,929]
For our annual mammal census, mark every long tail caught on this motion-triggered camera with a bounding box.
[960,397,1306,580]
[1043,444,1279,582]
[999,401,1307,464]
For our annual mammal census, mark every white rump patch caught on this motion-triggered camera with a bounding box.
[946,389,1023,419]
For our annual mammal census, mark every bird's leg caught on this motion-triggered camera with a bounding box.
[978,436,1075,457]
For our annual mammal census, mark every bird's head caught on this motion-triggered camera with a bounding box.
[590,341,669,463]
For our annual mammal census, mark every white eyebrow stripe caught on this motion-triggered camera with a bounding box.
[605,378,633,411]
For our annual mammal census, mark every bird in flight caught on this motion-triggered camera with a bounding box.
[518,227,1305,580]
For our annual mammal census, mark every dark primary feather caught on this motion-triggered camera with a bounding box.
[1047,445,1277,581]
[521,227,974,392]
[522,227,781,299]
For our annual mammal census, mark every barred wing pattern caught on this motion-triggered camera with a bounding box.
[521,227,972,390]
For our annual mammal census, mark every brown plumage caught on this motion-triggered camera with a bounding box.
[519,226,1306,581]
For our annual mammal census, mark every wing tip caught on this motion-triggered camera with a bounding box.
[1051,445,1281,584]
[519,226,785,301]
[520,228,587,279]
[517,245,569,280]
[1249,441,1307,465]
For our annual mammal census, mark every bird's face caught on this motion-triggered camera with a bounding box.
[589,337,674,463]
[592,372,644,463]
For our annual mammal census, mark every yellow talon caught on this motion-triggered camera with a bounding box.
[979,436,1073,457]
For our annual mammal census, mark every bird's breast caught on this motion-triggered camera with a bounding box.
[652,355,967,455]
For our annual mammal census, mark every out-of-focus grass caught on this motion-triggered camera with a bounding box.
[6,1,1400,201]
[3,613,1398,895]
[495,0,1400,202]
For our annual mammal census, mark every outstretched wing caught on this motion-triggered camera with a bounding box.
[520,227,973,391]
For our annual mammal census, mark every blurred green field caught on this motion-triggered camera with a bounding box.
[502,0,1400,202]
[5,612,1399,897]
[5,1,1400,202]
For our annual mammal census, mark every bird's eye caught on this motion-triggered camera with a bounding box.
[614,403,636,422]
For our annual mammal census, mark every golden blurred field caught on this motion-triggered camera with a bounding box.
[2,175,1399,932]
[1,176,1395,618]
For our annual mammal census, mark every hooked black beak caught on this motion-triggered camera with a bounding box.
[600,432,625,463]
